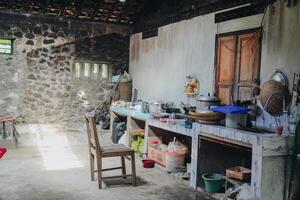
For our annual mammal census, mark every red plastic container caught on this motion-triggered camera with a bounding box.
[0,148,7,159]
[142,159,155,168]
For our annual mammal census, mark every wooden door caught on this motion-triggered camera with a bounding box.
[216,35,237,105]
[215,30,261,105]
[234,32,261,102]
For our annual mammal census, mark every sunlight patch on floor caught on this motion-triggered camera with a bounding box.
[29,124,85,170]
[39,146,84,170]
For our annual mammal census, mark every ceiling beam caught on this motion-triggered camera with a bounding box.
[76,0,84,18]
[0,9,132,27]
[92,0,104,19]
[59,0,69,16]
[106,1,119,22]
[117,0,134,23]
[43,0,50,14]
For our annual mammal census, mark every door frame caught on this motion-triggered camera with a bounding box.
[214,27,263,104]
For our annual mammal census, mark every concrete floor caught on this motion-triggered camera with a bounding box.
[0,124,211,200]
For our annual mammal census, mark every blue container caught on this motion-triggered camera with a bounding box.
[211,106,250,114]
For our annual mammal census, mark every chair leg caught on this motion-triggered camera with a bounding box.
[97,157,103,189]
[90,153,95,181]
[121,156,126,179]
[131,152,137,186]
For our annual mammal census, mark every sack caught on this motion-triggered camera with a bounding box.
[167,137,188,155]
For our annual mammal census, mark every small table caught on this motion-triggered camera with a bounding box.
[0,116,18,144]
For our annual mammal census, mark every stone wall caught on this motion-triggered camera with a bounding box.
[0,13,130,123]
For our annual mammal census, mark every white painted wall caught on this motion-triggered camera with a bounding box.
[130,0,300,106]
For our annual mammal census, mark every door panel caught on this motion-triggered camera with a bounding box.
[218,87,232,105]
[238,87,254,102]
[216,35,236,104]
[235,32,261,101]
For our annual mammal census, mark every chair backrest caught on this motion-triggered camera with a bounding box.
[85,113,101,155]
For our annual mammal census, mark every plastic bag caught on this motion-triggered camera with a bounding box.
[167,137,188,155]
[121,71,132,82]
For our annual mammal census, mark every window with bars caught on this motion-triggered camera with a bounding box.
[72,60,110,81]
[0,38,13,55]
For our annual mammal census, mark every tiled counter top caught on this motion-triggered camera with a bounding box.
[194,123,294,157]
[110,107,150,121]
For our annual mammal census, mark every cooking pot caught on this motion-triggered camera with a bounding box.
[149,102,160,114]
[196,93,220,112]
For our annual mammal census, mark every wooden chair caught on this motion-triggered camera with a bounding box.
[85,113,137,189]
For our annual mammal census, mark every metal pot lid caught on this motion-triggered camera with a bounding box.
[197,94,219,102]
[270,70,289,87]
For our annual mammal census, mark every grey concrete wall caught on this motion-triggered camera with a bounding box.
[130,14,217,104]
[130,0,300,105]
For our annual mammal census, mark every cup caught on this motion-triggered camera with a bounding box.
[276,125,283,135]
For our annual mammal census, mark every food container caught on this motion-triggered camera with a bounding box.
[196,94,219,113]
[225,113,247,129]
[142,159,155,168]
[211,106,250,129]
[226,166,251,181]
[149,102,160,114]
[142,102,149,113]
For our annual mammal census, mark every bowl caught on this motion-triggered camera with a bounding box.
[142,159,155,168]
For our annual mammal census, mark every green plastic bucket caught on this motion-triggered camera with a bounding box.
[202,173,224,193]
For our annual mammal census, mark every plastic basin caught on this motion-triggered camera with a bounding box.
[142,159,155,168]
[202,173,223,193]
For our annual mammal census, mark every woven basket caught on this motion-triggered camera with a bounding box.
[259,80,289,116]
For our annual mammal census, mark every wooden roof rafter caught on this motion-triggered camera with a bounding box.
[0,0,142,25]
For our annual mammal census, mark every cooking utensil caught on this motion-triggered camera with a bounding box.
[142,102,149,113]
[149,102,160,114]
[271,70,289,87]
[196,93,220,113]
[189,110,225,121]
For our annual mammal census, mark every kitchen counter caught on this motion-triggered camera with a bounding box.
[193,123,294,200]
[195,123,294,156]
[110,107,294,199]
[145,119,294,199]
[110,106,150,121]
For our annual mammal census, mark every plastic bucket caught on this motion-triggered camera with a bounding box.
[165,151,185,172]
[202,173,223,193]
